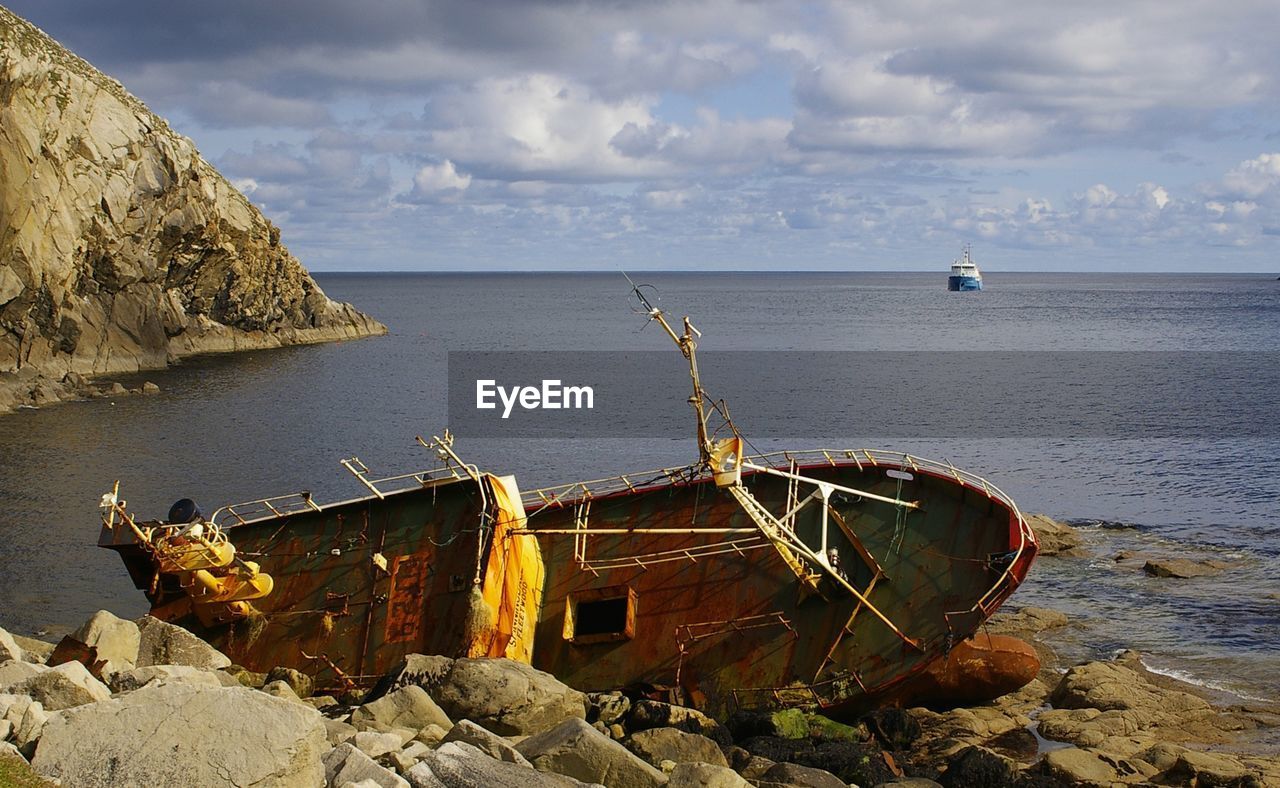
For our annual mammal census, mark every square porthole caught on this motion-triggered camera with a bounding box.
[563,585,637,644]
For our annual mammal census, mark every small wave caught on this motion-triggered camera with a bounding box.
[1068,518,1144,530]
[1139,657,1273,704]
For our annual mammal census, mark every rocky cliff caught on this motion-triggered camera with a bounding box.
[0,6,386,412]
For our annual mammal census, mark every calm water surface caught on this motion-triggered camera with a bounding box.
[0,272,1276,699]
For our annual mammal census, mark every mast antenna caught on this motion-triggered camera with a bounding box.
[621,272,712,464]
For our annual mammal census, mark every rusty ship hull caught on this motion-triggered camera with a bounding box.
[100,445,1036,717]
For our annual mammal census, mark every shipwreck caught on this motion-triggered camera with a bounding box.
[98,285,1039,716]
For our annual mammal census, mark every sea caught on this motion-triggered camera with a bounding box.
[0,271,1277,703]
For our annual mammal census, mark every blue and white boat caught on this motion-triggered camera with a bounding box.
[947,245,983,291]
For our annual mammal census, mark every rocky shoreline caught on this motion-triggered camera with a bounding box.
[0,516,1276,788]
[0,7,388,417]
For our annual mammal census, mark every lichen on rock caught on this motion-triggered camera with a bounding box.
[0,6,386,413]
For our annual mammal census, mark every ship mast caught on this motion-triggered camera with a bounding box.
[625,273,713,464]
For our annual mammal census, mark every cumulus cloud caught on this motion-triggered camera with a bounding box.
[10,0,1280,268]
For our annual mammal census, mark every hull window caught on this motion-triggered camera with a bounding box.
[564,586,637,644]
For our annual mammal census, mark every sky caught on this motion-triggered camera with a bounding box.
[9,0,1280,272]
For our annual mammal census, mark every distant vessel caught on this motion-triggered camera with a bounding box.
[948,245,983,291]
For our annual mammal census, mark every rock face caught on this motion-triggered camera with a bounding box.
[32,683,327,787]
[0,7,385,413]
[431,658,587,736]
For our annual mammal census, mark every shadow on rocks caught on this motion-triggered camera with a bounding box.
[740,736,897,786]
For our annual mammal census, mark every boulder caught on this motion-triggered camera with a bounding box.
[324,742,410,788]
[516,717,667,787]
[223,664,268,688]
[987,606,1069,635]
[135,616,231,669]
[391,741,433,774]
[266,666,313,698]
[0,627,24,663]
[1024,514,1083,556]
[760,761,846,788]
[628,701,731,747]
[381,654,456,696]
[624,727,728,768]
[262,679,303,702]
[1041,747,1119,786]
[108,664,223,693]
[12,700,48,758]
[441,719,531,766]
[587,692,631,727]
[352,685,452,733]
[1142,557,1223,578]
[937,746,1017,788]
[353,730,405,759]
[432,658,586,736]
[69,610,139,671]
[0,660,47,688]
[32,684,326,787]
[11,661,110,710]
[1050,658,1211,717]
[325,717,359,745]
[10,634,55,664]
[408,740,593,788]
[666,762,749,788]
[862,708,923,750]
[414,723,449,747]
[1161,749,1257,785]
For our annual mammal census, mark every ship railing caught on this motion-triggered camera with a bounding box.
[525,448,1025,530]
[210,493,324,529]
[522,447,1034,613]
[210,462,475,528]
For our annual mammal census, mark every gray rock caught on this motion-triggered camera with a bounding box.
[307,695,340,711]
[442,718,532,766]
[262,678,303,702]
[1142,557,1223,578]
[10,634,55,664]
[1041,747,1119,786]
[1024,514,1084,556]
[516,717,667,787]
[385,654,457,696]
[667,762,749,788]
[0,660,47,688]
[266,665,313,698]
[433,658,587,736]
[0,627,24,663]
[12,700,48,758]
[1161,749,1256,785]
[627,701,731,748]
[352,685,452,733]
[587,691,631,726]
[414,723,449,747]
[11,660,110,710]
[391,741,433,774]
[70,610,139,670]
[108,664,223,693]
[624,727,728,768]
[325,717,359,745]
[410,740,596,788]
[353,730,404,759]
[0,740,21,761]
[135,616,231,670]
[0,718,10,740]
[761,761,846,788]
[324,742,410,788]
[32,684,326,787]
